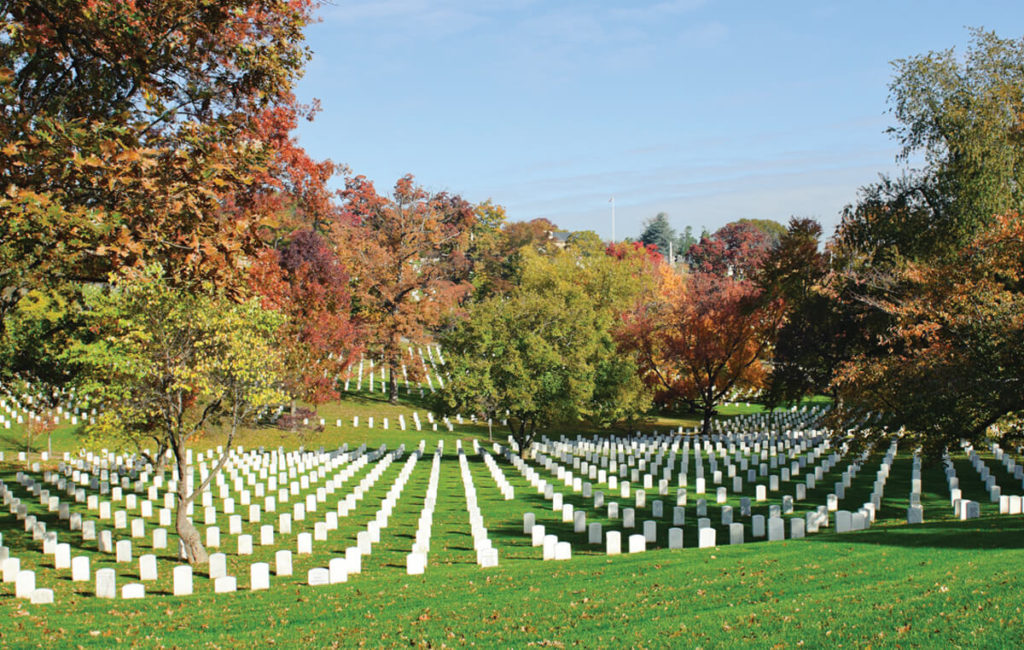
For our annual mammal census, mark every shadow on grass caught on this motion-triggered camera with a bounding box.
[0,434,31,452]
[816,515,1024,550]
[337,388,437,411]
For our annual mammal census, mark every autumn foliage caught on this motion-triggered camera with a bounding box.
[250,229,359,409]
[333,175,476,403]
[619,268,784,435]
[831,213,1024,455]
[0,0,324,334]
[606,240,664,263]
[687,221,773,278]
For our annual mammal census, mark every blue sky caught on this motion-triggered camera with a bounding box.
[294,1,1024,240]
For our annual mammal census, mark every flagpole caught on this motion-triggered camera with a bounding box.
[610,196,615,243]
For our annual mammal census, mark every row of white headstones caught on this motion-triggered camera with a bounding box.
[0,353,452,434]
[1,443,417,601]
[3,434,546,601]
[0,421,892,603]
[0,390,88,430]
[936,440,1024,520]
[503,412,1022,553]
[3,413,1023,603]
[504,425,878,555]
[2,438,508,601]
[342,346,446,395]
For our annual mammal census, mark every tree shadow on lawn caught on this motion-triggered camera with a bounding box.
[0,434,31,452]
[814,515,1024,550]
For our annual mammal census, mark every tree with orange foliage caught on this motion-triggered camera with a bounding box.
[0,0,324,343]
[619,268,784,435]
[831,213,1024,457]
[333,175,476,403]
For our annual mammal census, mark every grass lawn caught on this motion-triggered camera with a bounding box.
[1,515,1021,647]
[1,391,1021,647]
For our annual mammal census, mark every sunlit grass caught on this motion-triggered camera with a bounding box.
[1,392,1020,646]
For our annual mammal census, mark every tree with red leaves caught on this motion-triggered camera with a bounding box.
[250,229,359,415]
[687,221,773,278]
[606,240,664,263]
[333,175,477,403]
[244,100,345,245]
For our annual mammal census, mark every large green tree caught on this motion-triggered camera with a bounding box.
[438,238,653,455]
[839,28,1024,267]
[888,29,1024,241]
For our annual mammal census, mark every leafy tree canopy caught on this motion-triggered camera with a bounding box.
[831,213,1024,457]
[0,0,325,340]
[438,241,654,455]
[71,264,286,564]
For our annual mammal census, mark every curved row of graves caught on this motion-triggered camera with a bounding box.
[2,407,1023,605]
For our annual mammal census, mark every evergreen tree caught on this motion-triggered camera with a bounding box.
[675,226,698,260]
[639,213,677,257]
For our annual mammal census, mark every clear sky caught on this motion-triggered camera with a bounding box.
[293,1,1024,240]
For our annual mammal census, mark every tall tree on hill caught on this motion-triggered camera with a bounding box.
[334,175,476,404]
[827,30,1024,452]
[619,266,784,435]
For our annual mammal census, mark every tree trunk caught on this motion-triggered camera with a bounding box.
[174,441,208,565]
[388,362,399,404]
[701,406,714,436]
[151,442,169,474]
[512,419,534,459]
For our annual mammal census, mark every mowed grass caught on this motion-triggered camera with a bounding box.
[1,515,1021,647]
[1,391,1022,647]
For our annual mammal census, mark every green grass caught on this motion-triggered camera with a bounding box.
[1,393,1022,647]
[1,513,1021,647]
